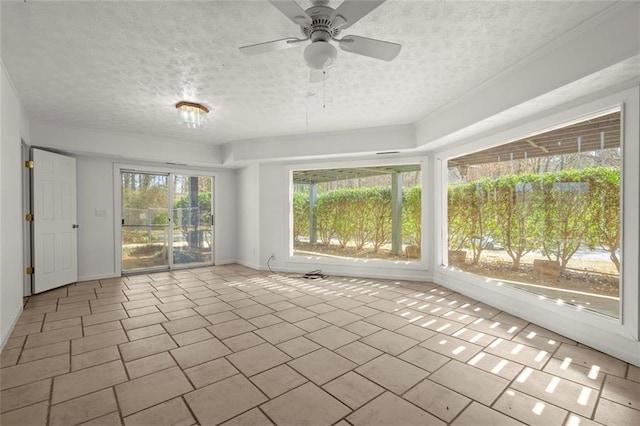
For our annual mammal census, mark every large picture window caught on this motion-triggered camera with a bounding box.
[292,165,422,263]
[447,111,621,318]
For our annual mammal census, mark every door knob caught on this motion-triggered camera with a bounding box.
[72,224,79,229]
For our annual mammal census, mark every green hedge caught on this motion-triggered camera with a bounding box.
[448,166,620,272]
[293,186,421,252]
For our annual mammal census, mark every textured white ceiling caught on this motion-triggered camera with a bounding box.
[1,0,619,145]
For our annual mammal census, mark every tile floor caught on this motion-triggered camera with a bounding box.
[1,264,639,426]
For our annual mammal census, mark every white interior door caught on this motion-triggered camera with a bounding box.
[32,148,78,293]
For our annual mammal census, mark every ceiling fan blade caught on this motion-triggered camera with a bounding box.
[309,69,329,83]
[268,0,312,26]
[239,38,306,56]
[339,35,401,61]
[331,0,385,30]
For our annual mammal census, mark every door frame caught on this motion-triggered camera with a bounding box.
[114,163,218,274]
[22,141,32,296]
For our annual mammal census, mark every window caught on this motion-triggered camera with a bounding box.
[292,165,422,263]
[447,111,621,318]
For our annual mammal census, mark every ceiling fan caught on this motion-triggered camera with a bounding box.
[239,0,401,81]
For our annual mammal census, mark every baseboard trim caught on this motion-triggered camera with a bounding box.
[1,305,24,352]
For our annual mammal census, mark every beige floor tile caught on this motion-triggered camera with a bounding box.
[0,401,49,426]
[185,374,267,425]
[250,364,307,398]
[356,353,428,394]
[451,402,524,426]
[24,326,83,349]
[78,411,121,426]
[398,346,449,373]
[116,366,193,416]
[343,320,382,337]
[404,378,470,422]
[511,329,564,352]
[289,348,357,385]
[347,391,445,426]
[323,371,384,409]
[42,317,81,332]
[121,312,167,331]
[395,324,437,342]
[450,327,497,346]
[45,307,91,323]
[543,357,605,389]
[173,327,214,346]
[248,314,284,328]
[119,333,177,362]
[208,318,257,339]
[276,336,321,358]
[194,301,234,316]
[0,348,21,367]
[429,360,509,406]
[510,367,599,417]
[170,338,231,369]
[335,341,383,365]
[306,325,360,350]
[1,354,69,390]
[20,340,69,363]
[289,295,324,307]
[294,317,331,332]
[233,304,274,319]
[317,309,362,326]
[204,311,240,325]
[72,345,120,371]
[83,321,123,337]
[72,329,128,355]
[125,351,177,379]
[306,302,338,314]
[493,388,568,426]
[364,312,409,331]
[360,329,419,356]
[123,397,194,426]
[3,335,26,350]
[126,306,160,318]
[82,309,128,327]
[466,351,524,380]
[273,306,315,322]
[594,397,640,426]
[16,313,45,326]
[628,364,640,382]
[262,382,350,426]
[266,300,296,311]
[601,375,640,409]
[349,305,380,317]
[420,334,483,362]
[162,315,211,335]
[122,297,159,311]
[0,379,51,414]
[413,315,466,335]
[49,388,117,426]
[553,343,627,377]
[227,342,291,376]
[52,360,127,404]
[254,322,306,344]
[467,317,522,339]
[222,332,266,352]
[11,322,43,337]
[220,408,273,426]
[185,357,239,388]
[484,337,551,369]
[126,323,166,340]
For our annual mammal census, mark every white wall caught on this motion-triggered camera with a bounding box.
[1,63,30,348]
[236,164,260,269]
[76,156,116,280]
[31,123,223,168]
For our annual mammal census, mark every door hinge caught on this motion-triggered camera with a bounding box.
[24,160,34,169]
[25,213,34,222]
[26,266,34,275]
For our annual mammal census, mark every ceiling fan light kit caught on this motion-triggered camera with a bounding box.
[240,0,401,75]
[175,101,209,129]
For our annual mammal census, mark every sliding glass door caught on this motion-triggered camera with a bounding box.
[121,171,214,273]
[172,175,213,266]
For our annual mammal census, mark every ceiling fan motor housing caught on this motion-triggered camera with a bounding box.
[300,6,341,42]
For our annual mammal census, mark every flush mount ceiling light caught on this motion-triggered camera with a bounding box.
[175,101,209,129]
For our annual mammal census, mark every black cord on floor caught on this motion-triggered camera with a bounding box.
[267,255,275,274]
[301,269,327,280]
